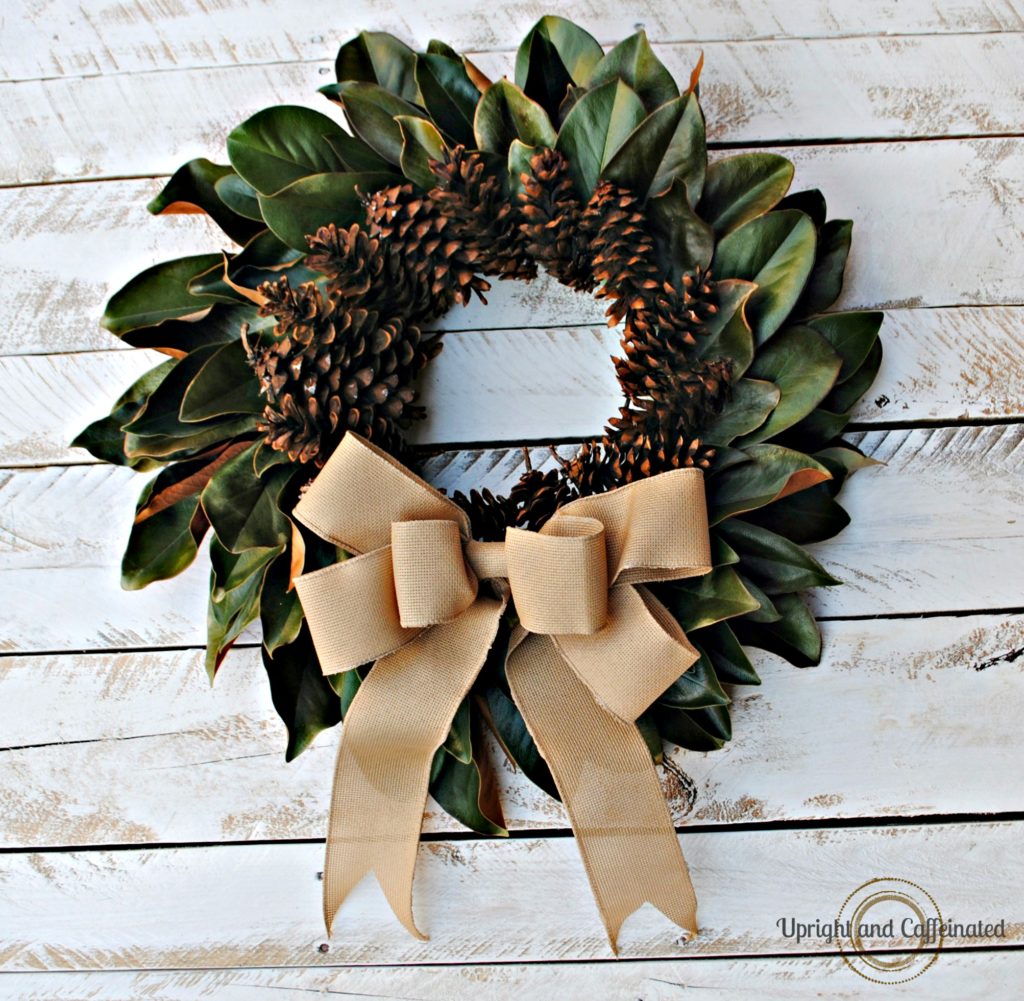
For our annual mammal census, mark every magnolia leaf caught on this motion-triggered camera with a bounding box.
[556,78,646,198]
[443,698,473,764]
[121,481,206,590]
[210,538,280,603]
[474,79,556,154]
[463,56,492,93]
[744,483,851,544]
[227,106,352,195]
[658,646,731,709]
[737,325,842,445]
[119,303,270,354]
[712,210,818,344]
[415,51,479,145]
[698,153,794,237]
[335,31,420,103]
[712,533,740,567]
[187,230,308,303]
[659,566,761,631]
[515,16,603,91]
[330,664,362,716]
[588,31,678,111]
[397,115,447,189]
[721,518,841,593]
[200,445,291,553]
[734,593,822,667]
[102,254,226,335]
[807,311,883,382]
[655,703,731,751]
[260,550,306,654]
[646,179,714,281]
[736,574,781,622]
[320,130,394,173]
[213,172,263,221]
[651,91,706,206]
[431,716,509,836]
[179,339,263,421]
[704,378,780,446]
[257,171,396,251]
[815,445,881,492]
[697,621,761,686]
[794,219,853,317]
[148,159,262,244]
[826,337,884,414]
[508,139,539,194]
[483,683,560,801]
[328,81,426,165]
[697,278,757,376]
[709,444,832,523]
[777,188,827,227]
[778,408,851,453]
[262,628,342,759]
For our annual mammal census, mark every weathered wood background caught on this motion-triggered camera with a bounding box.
[1,2,1022,997]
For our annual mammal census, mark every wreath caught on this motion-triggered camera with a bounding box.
[77,18,882,844]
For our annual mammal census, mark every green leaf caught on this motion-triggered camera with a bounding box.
[556,78,646,198]
[148,159,262,244]
[637,710,663,762]
[738,574,782,622]
[744,484,850,544]
[213,172,263,221]
[119,304,268,353]
[655,703,730,751]
[179,339,263,421]
[517,30,575,125]
[329,81,426,166]
[698,622,761,686]
[102,254,226,335]
[121,480,206,590]
[508,139,538,195]
[794,219,853,317]
[483,683,560,801]
[778,408,850,453]
[335,31,420,103]
[431,711,508,836]
[397,115,447,189]
[721,518,840,593]
[257,171,396,251]
[807,311,883,382]
[72,360,177,468]
[187,231,308,303]
[415,52,479,146]
[210,539,280,601]
[651,92,706,206]
[704,378,780,446]
[588,31,678,111]
[473,79,557,155]
[737,325,842,445]
[777,188,827,227]
[815,445,880,493]
[659,566,761,631]
[698,153,794,238]
[658,646,731,708]
[712,210,818,344]
[709,444,832,523]
[227,106,352,195]
[698,278,757,376]
[825,337,883,414]
[262,628,341,759]
[646,179,714,280]
[200,445,291,553]
[733,593,822,667]
[331,666,363,718]
[515,16,603,90]
[443,698,473,764]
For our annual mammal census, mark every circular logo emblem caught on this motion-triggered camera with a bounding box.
[837,877,942,984]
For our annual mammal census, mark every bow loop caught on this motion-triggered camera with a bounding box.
[391,520,478,628]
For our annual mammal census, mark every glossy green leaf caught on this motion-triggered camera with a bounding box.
[210,539,280,601]
[200,445,291,553]
[709,444,832,523]
[646,179,714,280]
[697,278,757,376]
[815,445,880,493]
[397,115,447,188]
[430,719,508,836]
[259,551,306,655]
[484,684,560,801]
[777,188,827,227]
[473,79,556,154]
[658,647,731,708]
[698,153,794,237]
[704,378,781,446]
[655,703,730,751]
[826,337,883,414]
[650,91,706,205]
[737,325,842,445]
[738,574,782,622]
[744,483,851,544]
[698,622,761,686]
[808,311,883,382]
[588,31,678,111]
[179,339,263,421]
[721,518,840,594]
[148,159,262,244]
[734,593,822,667]
[227,106,352,195]
[517,30,575,125]
[415,51,479,145]
[508,139,538,194]
[213,172,263,221]
[335,31,420,103]
[556,78,646,198]
[262,628,341,759]
[777,408,850,453]
[121,480,205,590]
[443,698,473,764]
[119,304,268,353]
[659,566,761,631]
[331,666,363,718]
[187,230,308,303]
[515,16,603,90]
[329,81,426,165]
[102,254,226,336]
[794,219,853,317]
[712,210,818,344]
[257,171,396,251]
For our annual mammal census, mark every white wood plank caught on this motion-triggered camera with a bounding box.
[1,426,1021,652]
[5,34,1024,185]
[0,614,1021,848]
[4,0,1021,81]
[0,821,1019,967]
[3,949,1023,1000]
[3,138,1020,359]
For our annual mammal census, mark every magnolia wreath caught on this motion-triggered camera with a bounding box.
[78,18,883,946]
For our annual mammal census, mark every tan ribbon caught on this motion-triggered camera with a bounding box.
[292,433,712,949]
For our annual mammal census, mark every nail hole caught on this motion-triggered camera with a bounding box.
[318,942,330,953]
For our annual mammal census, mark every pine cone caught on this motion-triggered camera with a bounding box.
[451,487,518,542]
[508,466,577,532]
[431,146,537,282]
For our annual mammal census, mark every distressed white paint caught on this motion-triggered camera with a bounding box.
[0,615,1021,848]
[4,34,1023,184]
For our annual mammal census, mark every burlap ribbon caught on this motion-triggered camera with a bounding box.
[292,433,712,949]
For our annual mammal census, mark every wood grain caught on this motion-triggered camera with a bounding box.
[4,34,1023,184]
[0,821,1019,967]
[1,614,1021,848]
[3,949,1023,1000]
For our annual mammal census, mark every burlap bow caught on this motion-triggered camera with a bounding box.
[293,433,713,949]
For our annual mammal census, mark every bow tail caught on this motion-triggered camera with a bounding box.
[505,588,702,951]
[322,594,506,939]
